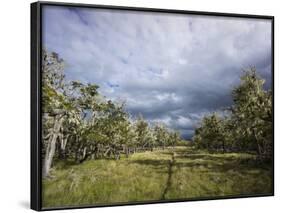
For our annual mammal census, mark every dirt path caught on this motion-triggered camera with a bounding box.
[161,152,176,199]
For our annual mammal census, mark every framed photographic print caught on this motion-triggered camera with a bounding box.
[31,1,274,211]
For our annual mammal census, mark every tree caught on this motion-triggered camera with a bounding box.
[93,101,128,159]
[231,67,272,157]
[42,50,102,176]
[42,49,67,177]
[146,127,157,151]
[135,115,150,150]
[154,123,169,149]
[119,119,137,157]
[193,113,226,152]
[65,81,101,163]
[168,131,181,148]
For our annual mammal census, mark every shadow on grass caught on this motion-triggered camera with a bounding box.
[174,154,271,174]
[129,148,259,173]
[173,149,272,194]
[174,148,201,155]
[129,159,170,166]
[129,159,172,175]
[53,160,78,170]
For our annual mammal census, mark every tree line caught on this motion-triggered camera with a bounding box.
[42,49,272,178]
[42,50,181,178]
[193,67,272,160]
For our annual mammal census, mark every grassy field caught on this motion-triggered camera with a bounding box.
[42,146,272,208]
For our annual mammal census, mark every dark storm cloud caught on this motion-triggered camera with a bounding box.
[42,6,272,139]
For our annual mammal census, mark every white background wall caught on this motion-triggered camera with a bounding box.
[0,0,279,212]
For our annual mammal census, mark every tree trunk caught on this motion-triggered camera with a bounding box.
[115,151,120,160]
[61,135,68,159]
[253,129,262,156]
[222,140,225,153]
[79,147,88,163]
[125,147,129,158]
[58,134,68,159]
[42,115,62,178]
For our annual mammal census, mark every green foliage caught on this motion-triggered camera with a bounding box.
[154,123,169,148]
[194,113,226,151]
[231,67,272,157]
[193,67,272,159]
[167,131,181,147]
[135,116,149,145]
[42,49,67,114]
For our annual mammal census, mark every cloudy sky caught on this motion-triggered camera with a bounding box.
[42,5,272,139]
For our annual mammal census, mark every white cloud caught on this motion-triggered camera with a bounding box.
[177,116,193,127]
[42,5,272,138]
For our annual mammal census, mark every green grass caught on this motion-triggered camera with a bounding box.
[42,146,272,208]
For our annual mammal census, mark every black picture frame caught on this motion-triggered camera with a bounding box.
[31,1,274,211]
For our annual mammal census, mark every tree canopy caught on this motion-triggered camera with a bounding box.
[193,67,272,159]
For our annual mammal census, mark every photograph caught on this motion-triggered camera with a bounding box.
[36,3,273,209]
